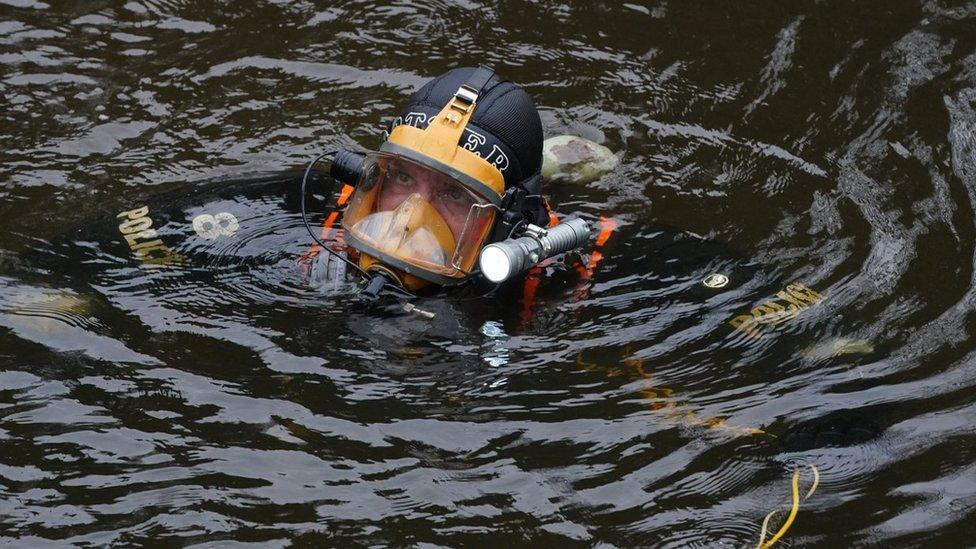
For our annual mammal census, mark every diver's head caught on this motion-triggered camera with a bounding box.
[339,66,547,291]
[387,67,544,190]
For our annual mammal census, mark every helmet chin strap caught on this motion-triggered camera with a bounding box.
[461,65,497,101]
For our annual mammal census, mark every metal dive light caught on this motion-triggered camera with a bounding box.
[478,218,593,283]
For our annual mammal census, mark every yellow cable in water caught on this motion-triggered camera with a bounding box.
[756,465,819,548]
[762,470,800,548]
[805,464,820,500]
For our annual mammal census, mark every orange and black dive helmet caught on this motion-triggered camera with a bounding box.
[330,67,548,291]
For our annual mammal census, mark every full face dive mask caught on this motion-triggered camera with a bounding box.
[336,68,508,291]
[309,66,567,294]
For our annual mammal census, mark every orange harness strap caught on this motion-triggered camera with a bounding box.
[319,184,355,240]
[519,214,618,326]
[519,206,560,324]
[573,216,617,300]
[584,216,617,277]
[297,183,355,273]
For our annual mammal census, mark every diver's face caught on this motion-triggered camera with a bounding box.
[377,162,473,240]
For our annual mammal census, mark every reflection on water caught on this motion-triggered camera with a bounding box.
[3,0,976,545]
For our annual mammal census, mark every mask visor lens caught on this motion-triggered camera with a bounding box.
[342,153,497,277]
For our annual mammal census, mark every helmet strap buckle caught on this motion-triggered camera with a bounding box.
[447,84,479,119]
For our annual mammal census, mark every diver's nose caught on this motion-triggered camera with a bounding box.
[415,178,438,204]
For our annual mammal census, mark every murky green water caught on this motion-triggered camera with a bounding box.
[3,1,976,546]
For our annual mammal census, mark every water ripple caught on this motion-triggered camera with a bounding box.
[2,1,976,546]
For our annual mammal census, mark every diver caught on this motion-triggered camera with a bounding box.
[299,66,596,301]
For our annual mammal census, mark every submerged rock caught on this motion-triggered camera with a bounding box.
[541,135,619,183]
[803,337,874,361]
[0,285,95,333]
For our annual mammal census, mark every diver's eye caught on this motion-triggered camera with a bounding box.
[439,186,467,204]
[393,169,414,187]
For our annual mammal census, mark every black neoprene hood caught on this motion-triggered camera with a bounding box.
[387,67,544,189]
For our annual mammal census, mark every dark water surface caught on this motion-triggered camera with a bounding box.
[3,0,976,546]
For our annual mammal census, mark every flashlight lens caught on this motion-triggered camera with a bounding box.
[479,245,512,283]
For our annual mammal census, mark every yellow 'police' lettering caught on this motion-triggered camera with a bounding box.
[729,282,823,339]
[117,206,149,220]
[124,229,157,247]
[119,216,153,235]
[131,239,165,252]
[776,289,808,309]
[116,205,182,268]
[730,314,761,338]
[786,283,822,303]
